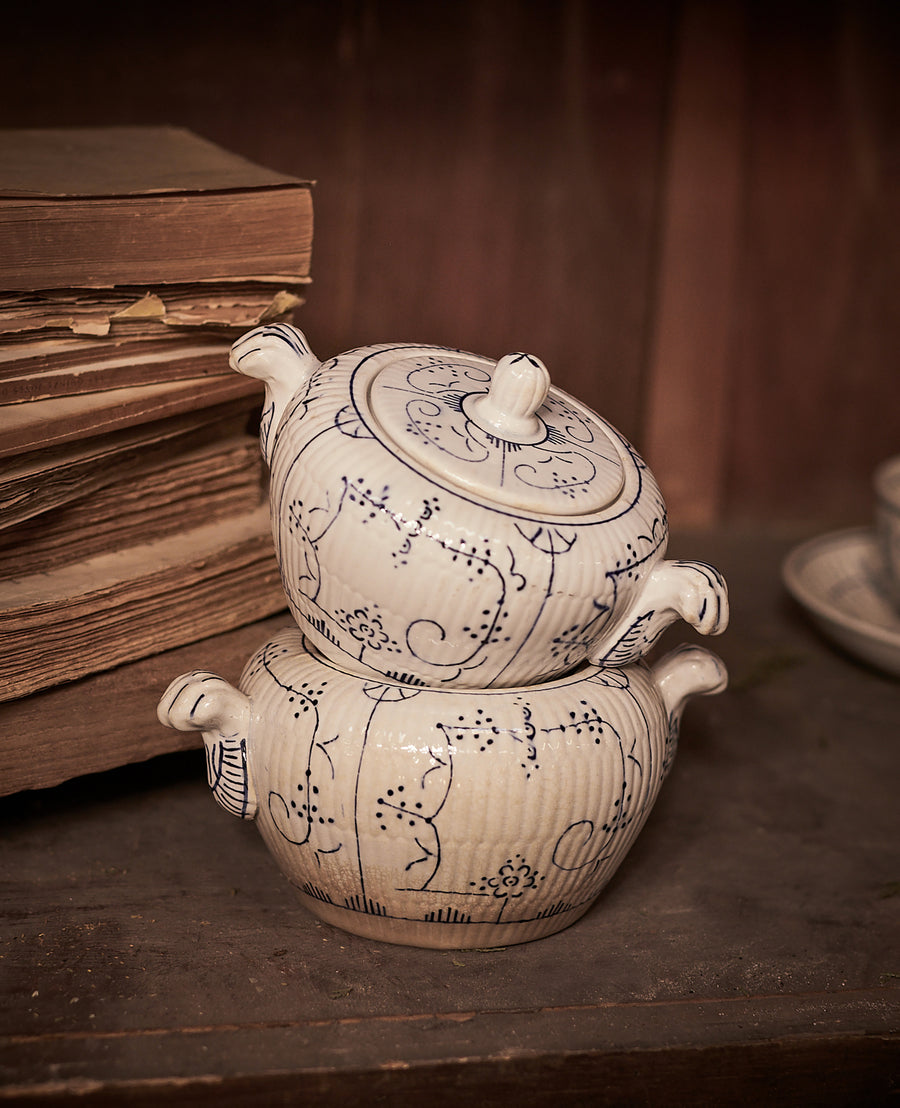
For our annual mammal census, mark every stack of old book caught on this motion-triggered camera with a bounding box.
[0,127,313,790]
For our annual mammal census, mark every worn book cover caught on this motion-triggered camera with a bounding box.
[0,126,313,289]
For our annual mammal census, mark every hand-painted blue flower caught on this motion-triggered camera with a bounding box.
[484,859,540,900]
[343,607,389,649]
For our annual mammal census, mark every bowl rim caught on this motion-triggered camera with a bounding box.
[874,455,900,509]
[782,526,900,648]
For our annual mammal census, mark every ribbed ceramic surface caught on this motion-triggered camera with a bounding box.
[367,350,624,513]
[239,626,677,948]
[783,527,900,677]
[266,344,668,689]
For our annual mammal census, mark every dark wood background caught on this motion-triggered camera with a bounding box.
[2,0,897,526]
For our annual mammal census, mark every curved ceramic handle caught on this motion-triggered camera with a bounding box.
[229,323,319,463]
[466,352,550,442]
[651,644,727,722]
[157,671,257,820]
[591,559,729,667]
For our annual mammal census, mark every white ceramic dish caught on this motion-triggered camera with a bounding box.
[158,626,726,948]
[229,324,728,688]
[782,527,900,677]
[874,455,900,605]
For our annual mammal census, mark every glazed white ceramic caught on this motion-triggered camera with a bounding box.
[229,323,728,688]
[874,455,900,606]
[783,527,900,677]
[158,626,727,949]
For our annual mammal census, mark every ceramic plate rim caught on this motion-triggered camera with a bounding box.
[782,526,900,650]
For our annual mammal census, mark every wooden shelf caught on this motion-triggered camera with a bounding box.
[1,528,897,1104]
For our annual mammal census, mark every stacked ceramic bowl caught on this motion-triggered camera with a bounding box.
[159,325,729,948]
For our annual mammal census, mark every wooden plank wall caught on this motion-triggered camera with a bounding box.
[724,0,899,526]
[645,0,899,525]
[644,0,746,525]
[1,0,896,527]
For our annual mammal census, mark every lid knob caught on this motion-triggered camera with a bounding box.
[466,353,551,443]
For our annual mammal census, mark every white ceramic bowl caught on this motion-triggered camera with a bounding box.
[874,455,900,606]
[229,324,728,688]
[158,626,727,949]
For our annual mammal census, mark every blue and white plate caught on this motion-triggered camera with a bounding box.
[783,527,900,677]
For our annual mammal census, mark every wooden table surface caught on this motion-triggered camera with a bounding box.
[1,528,898,1105]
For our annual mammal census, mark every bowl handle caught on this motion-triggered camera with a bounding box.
[229,323,319,463]
[650,644,728,723]
[157,672,257,820]
[590,559,729,667]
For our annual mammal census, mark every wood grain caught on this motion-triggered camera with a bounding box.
[0,1,675,449]
[725,0,900,522]
[1,529,897,1100]
[643,0,746,525]
[1,2,896,521]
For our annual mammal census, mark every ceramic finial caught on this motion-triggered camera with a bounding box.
[467,352,551,443]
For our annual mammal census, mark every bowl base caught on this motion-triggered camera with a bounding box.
[296,889,593,949]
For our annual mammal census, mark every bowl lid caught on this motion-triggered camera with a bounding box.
[363,348,625,514]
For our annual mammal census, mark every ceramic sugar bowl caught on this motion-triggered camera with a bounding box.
[230,324,728,688]
[158,627,727,949]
